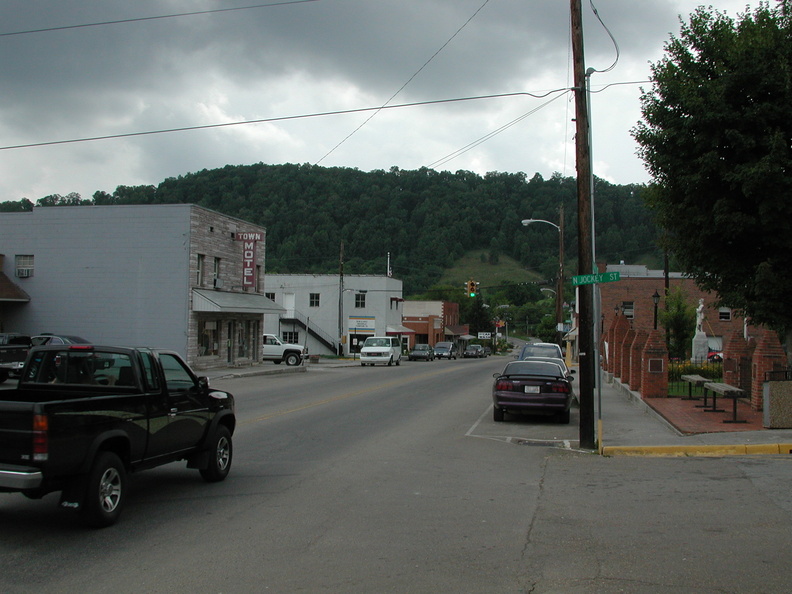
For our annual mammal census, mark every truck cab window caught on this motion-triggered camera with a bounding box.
[159,353,196,392]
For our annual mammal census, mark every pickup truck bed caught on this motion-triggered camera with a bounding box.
[0,344,236,527]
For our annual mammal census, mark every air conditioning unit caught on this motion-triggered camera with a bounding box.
[16,268,32,278]
[213,278,224,289]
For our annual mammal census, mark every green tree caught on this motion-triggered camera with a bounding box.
[633,2,792,346]
[659,287,696,360]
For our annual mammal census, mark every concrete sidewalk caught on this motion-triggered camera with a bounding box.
[203,358,792,457]
[596,375,792,456]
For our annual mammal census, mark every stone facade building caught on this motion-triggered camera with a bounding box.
[0,204,283,370]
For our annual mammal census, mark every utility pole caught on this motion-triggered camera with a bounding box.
[571,0,596,449]
[556,203,565,346]
[337,241,344,356]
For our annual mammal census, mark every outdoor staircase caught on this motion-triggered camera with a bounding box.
[281,309,337,353]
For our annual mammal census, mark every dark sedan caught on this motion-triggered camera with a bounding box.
[31,334,90,346]
[408,344,435,361]
[492,360,573,424]
[463,344,485,358]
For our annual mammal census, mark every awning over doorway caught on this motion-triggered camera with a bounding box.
[192,289,286,314]
[0,272,30,303]
[386,324,415,334]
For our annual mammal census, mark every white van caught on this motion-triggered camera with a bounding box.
[359,336,402,366]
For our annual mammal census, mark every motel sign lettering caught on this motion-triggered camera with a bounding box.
[235,232,264,287]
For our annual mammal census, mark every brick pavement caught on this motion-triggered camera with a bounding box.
[644,395,763,434]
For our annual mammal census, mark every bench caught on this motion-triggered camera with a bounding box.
[680,374,709,401]
[703,382,747,424]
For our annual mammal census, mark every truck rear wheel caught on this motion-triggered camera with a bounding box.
[82,451,126,528]
[200,425,233,482]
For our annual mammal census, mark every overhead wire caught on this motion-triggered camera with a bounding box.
[0,1,321,37]
[426,90,569,169]
[0,89,574,152]
[315,0,492,165]
[587,0,620,74]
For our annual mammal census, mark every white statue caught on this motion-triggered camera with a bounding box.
[696,298,705,333]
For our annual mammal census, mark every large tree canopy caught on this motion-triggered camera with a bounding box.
[633,2,792,338]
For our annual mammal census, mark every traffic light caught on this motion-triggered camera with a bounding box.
[466,280,477,297]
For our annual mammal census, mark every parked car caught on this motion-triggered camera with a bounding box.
[360,336,402,366]
[482,346,492,356]
[31,334,90,346]
[520,355,577,397]
[463,344,485,358]
[515,342,563,360]
[0,333,32,383]
[261,333,306,366]
[492,360,574,424]
[408,344,435,361]
[433,342,458,360]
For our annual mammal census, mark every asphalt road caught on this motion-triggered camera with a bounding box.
[1,356,791,593]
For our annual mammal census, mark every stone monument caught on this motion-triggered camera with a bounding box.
[691,298,709,362]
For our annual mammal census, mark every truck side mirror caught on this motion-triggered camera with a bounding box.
[197,376,210,393]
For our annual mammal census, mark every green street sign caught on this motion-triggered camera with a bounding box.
[572,271,621,286]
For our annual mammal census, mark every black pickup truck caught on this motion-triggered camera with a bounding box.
[0,344,235,527]
[0,333,31,383]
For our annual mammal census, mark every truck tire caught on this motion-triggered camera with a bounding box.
[284,352,300,366]
[200,425,233,482]
[81,451,126,528]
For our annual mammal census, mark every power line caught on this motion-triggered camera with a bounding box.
[426,91,569,169]
[0,1,321,37]
[0,90,572,152]
[315,0,492,165]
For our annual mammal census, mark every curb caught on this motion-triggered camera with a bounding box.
[602,443,792,457]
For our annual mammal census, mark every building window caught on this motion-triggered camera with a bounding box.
[196,254,205,286]
[15,255,34,278]
[355,293,366,308]
[719,307,732,321]
[283,331,299,344]
[198,320,218,356]
[310,293,320,307]
[621,301,634,319]
[265,292,275,301]
[213,257,222,288]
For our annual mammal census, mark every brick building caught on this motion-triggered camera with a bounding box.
[402,300,463,349]
[598,264,758,352]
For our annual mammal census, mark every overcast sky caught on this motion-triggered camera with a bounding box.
[0,0,755,202]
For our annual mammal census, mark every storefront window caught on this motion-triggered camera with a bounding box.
[198,320,218,356]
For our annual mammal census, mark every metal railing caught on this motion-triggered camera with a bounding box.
[281,309,337,352]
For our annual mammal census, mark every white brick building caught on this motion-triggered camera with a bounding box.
[263,274,409,356]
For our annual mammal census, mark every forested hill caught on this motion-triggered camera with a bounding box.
[4,163,660,295]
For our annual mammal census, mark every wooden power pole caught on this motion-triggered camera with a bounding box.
[571,0,596,449]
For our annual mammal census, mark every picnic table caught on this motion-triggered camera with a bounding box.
[703,382,747,424]
[680,374,708,401]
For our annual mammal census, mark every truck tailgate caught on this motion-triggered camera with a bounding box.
[0,400,36,465]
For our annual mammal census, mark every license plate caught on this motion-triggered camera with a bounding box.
[524,385,540,394]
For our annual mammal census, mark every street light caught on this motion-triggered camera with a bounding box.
[522,209,565,346]
[652,290,660,330]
